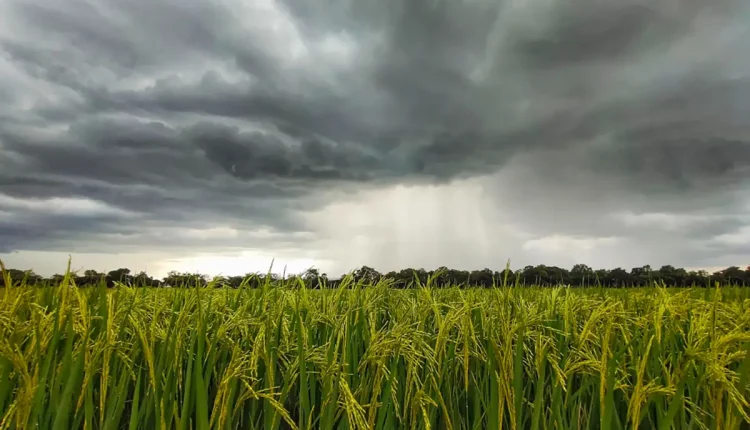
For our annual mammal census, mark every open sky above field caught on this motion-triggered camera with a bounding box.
[1,0,750,277]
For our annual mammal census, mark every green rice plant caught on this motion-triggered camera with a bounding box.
[0,265,748,429]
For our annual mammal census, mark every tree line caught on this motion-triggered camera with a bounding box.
[2,263,750,288]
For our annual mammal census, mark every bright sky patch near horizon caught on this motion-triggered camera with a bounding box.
[1,0,749,277]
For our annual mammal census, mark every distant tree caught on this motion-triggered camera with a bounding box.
[106,268,132,286]
[655,265,673,285]
[570,264,594,286]
[630,265,652,286]
[75,269,105,287]
[26,270,43,284]
[414,268,429,286]
[712,269,726,285]
[432,266,450,286]
[719,266,747,285]
[520,265,551,285]
[608,268,630,287]
[383,270,399,285]
[535,265,551,285]
[298,268,328,289]
[0,269,42,286]
[468,268,493,287]
[684,270,710,287]
[352,266,381,285]
[673,267,688,287]
[133,271,159,287]
[495,268,514,287]
[546,266,570,285]
[594,269,609,286]
[518,266,534,286]
[163,271,208,288]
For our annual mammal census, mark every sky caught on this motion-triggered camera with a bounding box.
[1,0,749,278]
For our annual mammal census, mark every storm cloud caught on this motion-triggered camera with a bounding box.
[1,0,749,275]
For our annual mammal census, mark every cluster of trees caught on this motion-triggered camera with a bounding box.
[376,264,750,288]
[0,268,161,288]
[2,263,750,288]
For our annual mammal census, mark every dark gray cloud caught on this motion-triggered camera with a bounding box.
[1,0,749,271]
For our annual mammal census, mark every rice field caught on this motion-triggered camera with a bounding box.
[0,272,749,429]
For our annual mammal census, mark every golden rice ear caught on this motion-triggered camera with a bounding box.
[0,259,11,289]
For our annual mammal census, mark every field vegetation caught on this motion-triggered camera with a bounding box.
[0,265,749,429]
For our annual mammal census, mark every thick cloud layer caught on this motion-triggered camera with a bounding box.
[1,0,749,275]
